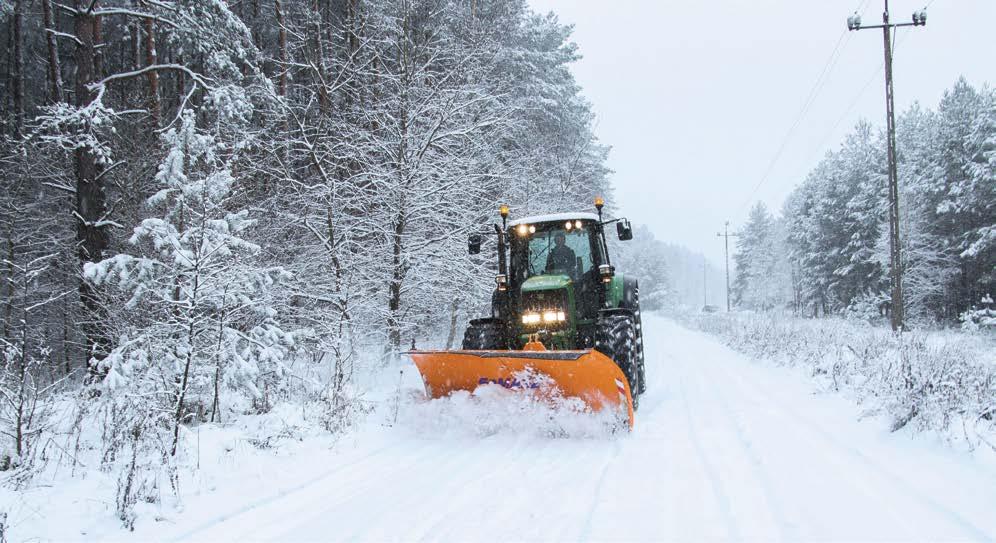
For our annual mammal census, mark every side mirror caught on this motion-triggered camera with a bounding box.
[468,234,482,255]
[617,219,633,241]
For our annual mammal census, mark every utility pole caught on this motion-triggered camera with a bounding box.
[717,221,738,312]
[846,2,927,331]
[703,260,707,308]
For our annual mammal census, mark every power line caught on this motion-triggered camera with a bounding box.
[806,64,882,164]
[735,0,870,212]
[736,33,847,211]
[805,26,914,165]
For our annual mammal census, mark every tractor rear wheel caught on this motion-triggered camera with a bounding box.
[462,318,507,350]
[594,313,640,411]
[632,287,647,394]
[621,279,646,395]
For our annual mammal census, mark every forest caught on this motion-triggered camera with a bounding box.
[732,78,994,329]
[0,0,619,483]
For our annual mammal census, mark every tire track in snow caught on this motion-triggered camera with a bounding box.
[410,437,547,542]
[170,439,415,542]
[576,326,672,542]
[471,437,608,542]
[695,357,794,542]
[337,438,479,542]
[577,438,622,543]
[675,358,743,541]
[721,348,995,542]
[677,322,984,540]
[631,353,671,420]
[264,436,464,542]
[357,435,532,542]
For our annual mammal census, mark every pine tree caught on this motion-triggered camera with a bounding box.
[84,111,297,454]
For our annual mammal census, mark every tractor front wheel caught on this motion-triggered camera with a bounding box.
[461,318,507,350]
[594,313,640,411]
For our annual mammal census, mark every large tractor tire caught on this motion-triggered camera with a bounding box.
[594,313,641,411]
[461,318,507,350]
[620,279,647,395]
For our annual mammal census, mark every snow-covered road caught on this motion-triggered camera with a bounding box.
[164,315,996,542]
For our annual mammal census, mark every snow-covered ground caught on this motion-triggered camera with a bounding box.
[6,314,996,541]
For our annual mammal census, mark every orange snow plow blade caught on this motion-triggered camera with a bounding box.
[406,347,634,429]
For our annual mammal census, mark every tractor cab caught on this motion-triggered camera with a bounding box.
[506,213,606,341]
[467,200,637,354]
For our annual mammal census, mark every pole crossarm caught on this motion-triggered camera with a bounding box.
[851,22,918,30]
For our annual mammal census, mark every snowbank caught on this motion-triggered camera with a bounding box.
[0,354,624,540]
[676,311,996,451]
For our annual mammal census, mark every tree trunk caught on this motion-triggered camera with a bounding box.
[42,0,64,103]
[175,53,185,109]
[444,299,459,350]
[275,0,287,98]
[387,212,406,358]
[15,277,30,458]
[130,3,141,71]
[210,303,226,423]
[144,17,160,127]
[251,0,260,46]
[63,309,71,375]
[310,0,329,113]
[11,0,24,131]
[171,347,193,456]
[1,228,14,339]
[172,273,198,456]
[347,0,359,54]
[74,0,110,379]
[93,12,104,78]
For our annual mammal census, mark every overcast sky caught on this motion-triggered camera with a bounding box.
[526,0,995,265]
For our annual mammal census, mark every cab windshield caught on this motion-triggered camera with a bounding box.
[509,220,601,283]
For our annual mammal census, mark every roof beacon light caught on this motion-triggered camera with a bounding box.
[594,196,605,211]
[499,204,510,218]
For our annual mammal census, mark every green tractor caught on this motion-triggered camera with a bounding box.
[461,198,646,408]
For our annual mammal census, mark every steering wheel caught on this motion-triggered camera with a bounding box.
[530,244,551,276]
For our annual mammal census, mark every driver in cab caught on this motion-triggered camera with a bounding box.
[545,231,576,276]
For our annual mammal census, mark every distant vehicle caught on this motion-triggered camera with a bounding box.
[701,304,720,313]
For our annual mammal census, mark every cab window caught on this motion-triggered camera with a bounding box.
[512,222,597,281]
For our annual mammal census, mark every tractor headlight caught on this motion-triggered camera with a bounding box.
[522,310,566,325]
[522,312,541,325]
